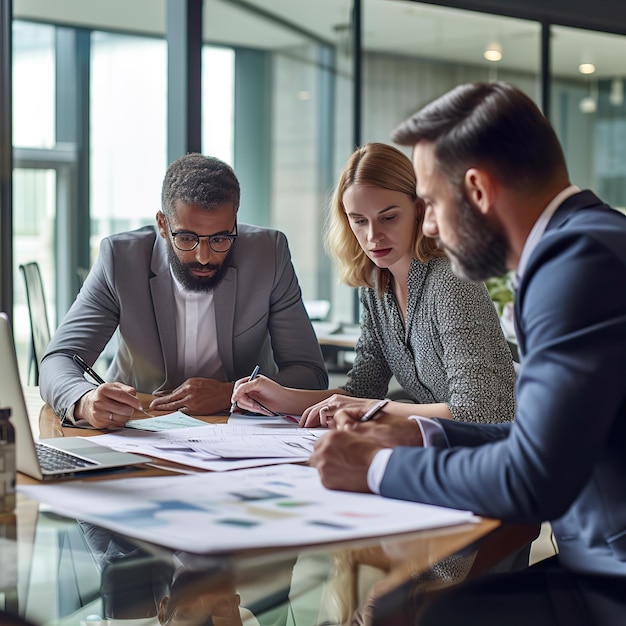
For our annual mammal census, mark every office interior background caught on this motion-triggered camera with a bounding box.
[2,0,626,379]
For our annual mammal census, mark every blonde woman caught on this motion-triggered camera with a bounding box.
[232,143,515,437]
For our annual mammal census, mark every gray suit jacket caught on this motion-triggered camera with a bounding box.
[380,191,626,577]
[40,223,328,418]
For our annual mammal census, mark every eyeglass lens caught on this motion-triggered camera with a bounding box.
[173,233,234,252]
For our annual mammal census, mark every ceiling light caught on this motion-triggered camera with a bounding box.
[578,63,596,75]
[579,96,597,114]
[580,79,598,114]
[483,42,502,62]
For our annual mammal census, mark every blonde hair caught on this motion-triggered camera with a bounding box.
[325,143,443,295]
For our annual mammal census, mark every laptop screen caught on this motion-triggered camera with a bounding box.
[0,312,46,479]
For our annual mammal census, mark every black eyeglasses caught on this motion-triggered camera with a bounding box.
[165,216,238,253]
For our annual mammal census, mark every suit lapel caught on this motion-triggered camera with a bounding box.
[515,190,606,359]
[214,265,237,378]
[150,237,177,386]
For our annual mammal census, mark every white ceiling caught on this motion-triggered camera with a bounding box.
[14,0,626,79]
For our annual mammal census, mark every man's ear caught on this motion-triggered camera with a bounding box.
[463,168,495,216]
[157,596,169,623]
[156,211,167,239]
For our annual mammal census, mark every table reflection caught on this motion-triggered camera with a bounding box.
[81,521,256,625]
[7,493,499,626]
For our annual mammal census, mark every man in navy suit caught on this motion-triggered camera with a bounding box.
[310,82,626,625]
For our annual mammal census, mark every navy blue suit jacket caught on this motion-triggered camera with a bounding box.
[380,190,626,576]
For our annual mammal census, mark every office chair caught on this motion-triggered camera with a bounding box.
[19,262,52,386]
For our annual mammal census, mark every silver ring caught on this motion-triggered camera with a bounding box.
[108,413,113,421]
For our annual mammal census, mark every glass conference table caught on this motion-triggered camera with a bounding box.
[4,392,527,626]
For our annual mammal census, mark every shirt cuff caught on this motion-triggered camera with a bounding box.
[61,401,96,429]
[62,402,78,426]
[367,417,450,494]
[367,415,449,494]
[409,415,448,448]
[367,448,394,494]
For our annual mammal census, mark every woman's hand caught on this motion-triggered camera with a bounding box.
[300,394,372,428]
[230,374,286,416]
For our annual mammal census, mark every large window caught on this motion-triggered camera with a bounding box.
[202,46,234,164]
[551,26,626,210]
[203,0,348,320]
[90,32,167,258]
[91,34,236,262]
[12,21,55,148]
[12,21,57,376]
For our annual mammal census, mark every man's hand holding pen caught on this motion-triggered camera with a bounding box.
[74,383,146,430]
[73,353,150,429]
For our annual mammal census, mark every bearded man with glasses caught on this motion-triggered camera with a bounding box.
[40,154,327,428]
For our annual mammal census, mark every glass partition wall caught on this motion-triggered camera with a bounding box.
[7,0,626,375]
[551,26,626,211]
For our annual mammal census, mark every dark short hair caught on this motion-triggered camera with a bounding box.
[391,81,568,192]
[161,153,240,217]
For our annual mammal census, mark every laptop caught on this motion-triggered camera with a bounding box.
[0,312,151,479]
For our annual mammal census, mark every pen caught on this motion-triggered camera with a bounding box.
[72,353,153,418]
[230,364,280,416]
[248,365,281,416]
[249,364,261,381]
[359,399,389,422]
[73,353,106,384]
[229,366,260,413]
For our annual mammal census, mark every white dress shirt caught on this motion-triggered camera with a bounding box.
[171,272,226,382]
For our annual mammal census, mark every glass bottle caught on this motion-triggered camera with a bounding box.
[0,407,16,514]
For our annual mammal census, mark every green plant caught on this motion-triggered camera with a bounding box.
[484,273,514,317]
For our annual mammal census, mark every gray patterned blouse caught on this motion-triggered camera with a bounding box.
[342,256,516,423]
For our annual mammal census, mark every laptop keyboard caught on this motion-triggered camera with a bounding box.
[35,442,99,472]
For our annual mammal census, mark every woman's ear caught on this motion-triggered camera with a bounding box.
[463,168,495,216]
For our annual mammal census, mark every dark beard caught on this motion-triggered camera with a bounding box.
[441,191,509,282]
[166,240,234,292]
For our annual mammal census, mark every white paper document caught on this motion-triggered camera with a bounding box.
[19,464,476,554]
[227,412,301,427]
[90,423,325,470]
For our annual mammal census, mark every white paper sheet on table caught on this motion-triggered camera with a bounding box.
[19,464,476,554]
[90,423,326,470]
[227,412,302,427]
